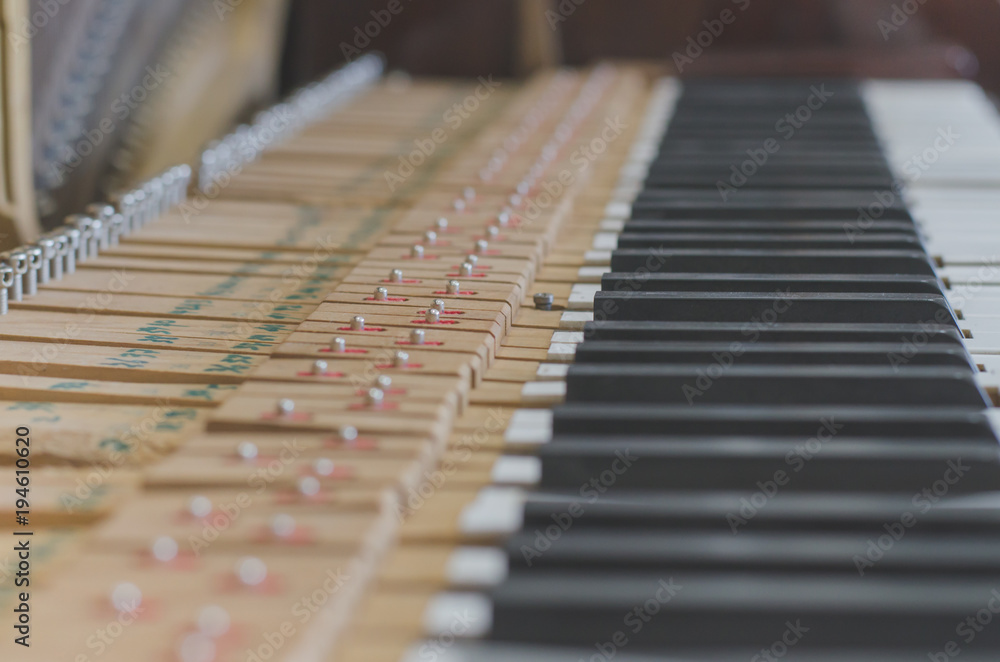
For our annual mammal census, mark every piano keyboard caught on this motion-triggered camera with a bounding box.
[382,79,1000,661]
[7,58,1000,661]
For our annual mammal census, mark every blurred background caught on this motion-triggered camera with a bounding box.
[16,0,1000,234]
[282,0,997,87]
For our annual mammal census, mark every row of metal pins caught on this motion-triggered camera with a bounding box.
[197,53,384,192]
[0,164,192,315]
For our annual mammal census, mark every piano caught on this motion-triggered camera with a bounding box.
[4,25,1000,662]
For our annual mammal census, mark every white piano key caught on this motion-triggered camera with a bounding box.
[604,201,631,219]
[619,163,651,180]
[445,547,508,588]
[591,232,619,251]
[961,329,1000,354]
[568,284,598,310]
[490,456,542,486]
[599,219,625,232]
[584,250,612,265]
[937,266,1000,285]
[546,342,577,362]
[613,184,642,200]
[458,487,526,536]
[952,299,1000,318]
[520,380,567,404]
[536,363,570,380]
[423,592,492,638]
[971,356,1000,400]
[503,409,553,445]
[576,266,609,282]
[551,331,584,344]
[559,311,593,329]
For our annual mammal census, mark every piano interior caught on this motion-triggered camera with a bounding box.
[3,1,1000,660]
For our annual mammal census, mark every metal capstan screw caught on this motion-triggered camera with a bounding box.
[62,228,80,274]
[533,292,555,311]
[51,234,69,280]
[3,251,28,302]
[24,247,42,296]
[35,238,55,284]
[0,265,13,315]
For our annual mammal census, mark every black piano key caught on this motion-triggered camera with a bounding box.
[595,292,956,325]
[608,250,936,275]
[621,219,917,233]
[563,365,988,407]
[520,491,1000,534]
[505,528,1000,575]
[444,642,1000,662]
[613,232,922,250]
[643,177,900,190]
[537,437,1000,492]
[489,572,1000,649]
[600,273,942,294]
[572,342,973,368]
[578,321,966,345]
[551,404,996,439]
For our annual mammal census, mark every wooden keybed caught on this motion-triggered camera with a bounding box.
[0,55,653,661]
